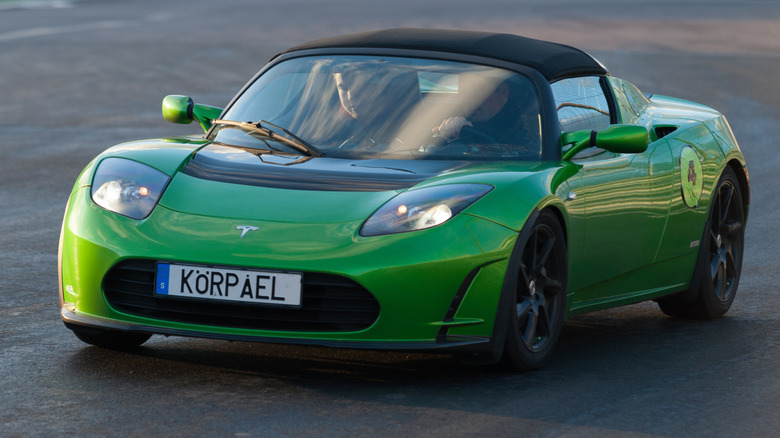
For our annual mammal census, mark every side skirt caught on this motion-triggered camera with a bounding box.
[566,253,697,316]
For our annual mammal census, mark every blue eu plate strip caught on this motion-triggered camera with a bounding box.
[155,263,170,295]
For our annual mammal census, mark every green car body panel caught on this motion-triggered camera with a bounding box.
[59,29,748,368]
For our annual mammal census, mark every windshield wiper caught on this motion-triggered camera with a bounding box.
[212,119,324,157]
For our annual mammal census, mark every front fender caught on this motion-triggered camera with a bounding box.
[72,137,208,191]
[465,164,576,232]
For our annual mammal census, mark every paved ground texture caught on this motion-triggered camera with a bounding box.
[1,1,779,437]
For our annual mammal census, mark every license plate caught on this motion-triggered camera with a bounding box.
[155,263,302,307]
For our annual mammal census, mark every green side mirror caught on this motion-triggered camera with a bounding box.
[562,125,649,161]
[162,95,194,124]
[162,95,223,133]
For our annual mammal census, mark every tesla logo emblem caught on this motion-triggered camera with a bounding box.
[236,225,259,238]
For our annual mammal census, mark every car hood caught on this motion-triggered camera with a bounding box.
[181,143,471,192]
[158,143,476,222]
[96,139,568,227]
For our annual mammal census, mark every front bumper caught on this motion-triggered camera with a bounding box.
[59,186,519,352]
[61,307,491,351]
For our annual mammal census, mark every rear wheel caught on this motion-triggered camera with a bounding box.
[501,210,567,371]
[71,326,151,350]
[658,166,745,318]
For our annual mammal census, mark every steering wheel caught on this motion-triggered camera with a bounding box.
[435,126,501,156]
[453,126,499,148]
[422,124,504,157]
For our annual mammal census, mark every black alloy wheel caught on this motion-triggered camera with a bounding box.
[707,169,744,305]
[658,166,745,318]
[502,210,567,371]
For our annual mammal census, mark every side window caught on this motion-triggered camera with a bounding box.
[551,76,611,132]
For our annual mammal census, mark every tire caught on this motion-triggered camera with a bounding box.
[71,326,151,350]
[658,166,745,319]
[500,210,568,371]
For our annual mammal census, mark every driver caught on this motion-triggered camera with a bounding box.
[432,74,524,147]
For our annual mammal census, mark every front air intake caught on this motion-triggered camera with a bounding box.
[103,260,380,332]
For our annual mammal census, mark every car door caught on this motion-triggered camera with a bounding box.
[552,76,674,303]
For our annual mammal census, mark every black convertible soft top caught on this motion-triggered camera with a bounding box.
[279,28,608,81]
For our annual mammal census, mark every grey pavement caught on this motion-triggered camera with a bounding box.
[1,1,779,437]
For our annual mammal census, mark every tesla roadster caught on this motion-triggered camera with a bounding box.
[59,28,749,370]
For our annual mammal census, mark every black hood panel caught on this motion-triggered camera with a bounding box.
[182,144,468,192]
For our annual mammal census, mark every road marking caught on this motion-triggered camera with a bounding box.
[0,20,130,42]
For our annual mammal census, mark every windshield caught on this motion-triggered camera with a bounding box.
[220,55,542,161]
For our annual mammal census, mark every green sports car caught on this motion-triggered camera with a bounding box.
[59,28,749,371]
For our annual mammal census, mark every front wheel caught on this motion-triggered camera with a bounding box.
[657,166,745,319]
[501,210,568,371]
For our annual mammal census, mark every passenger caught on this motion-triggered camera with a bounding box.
[333,67,420,149]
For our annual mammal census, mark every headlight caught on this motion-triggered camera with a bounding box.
[360,184,492,236]
[91,158,170,219]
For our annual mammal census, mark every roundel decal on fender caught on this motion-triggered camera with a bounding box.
[680,146,703,208]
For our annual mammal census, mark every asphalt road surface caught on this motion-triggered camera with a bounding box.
[2,1,779,437]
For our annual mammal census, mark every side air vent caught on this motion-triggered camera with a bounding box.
[654,125,678,139]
